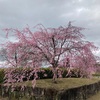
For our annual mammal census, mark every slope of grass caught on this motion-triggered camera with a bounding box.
[17,78,100,90]
[87,91,100,100]
[0,78,100,100]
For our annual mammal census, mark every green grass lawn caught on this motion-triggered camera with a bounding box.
[16,77,100,90]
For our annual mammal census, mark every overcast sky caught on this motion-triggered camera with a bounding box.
[0,0,100,55]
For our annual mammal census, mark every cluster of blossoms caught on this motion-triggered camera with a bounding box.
[3,67,42,92]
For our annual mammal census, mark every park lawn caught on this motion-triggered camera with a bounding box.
[17,78,100,90]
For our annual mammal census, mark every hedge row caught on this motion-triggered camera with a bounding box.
[0,68,5,83]
[0,67,84,83]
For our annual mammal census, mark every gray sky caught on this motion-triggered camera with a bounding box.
[0,0,100,55]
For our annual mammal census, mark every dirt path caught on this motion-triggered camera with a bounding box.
[87,92,100,100]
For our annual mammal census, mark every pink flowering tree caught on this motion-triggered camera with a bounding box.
[1,41,42,68]
[2,22,97,83]
[63,41,97,77]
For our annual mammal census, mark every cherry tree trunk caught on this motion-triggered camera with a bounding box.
[52,67,58,83]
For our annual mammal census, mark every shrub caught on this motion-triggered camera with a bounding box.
[3,67,86,84]
[39,68,53,79]
[0,68,5,83]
